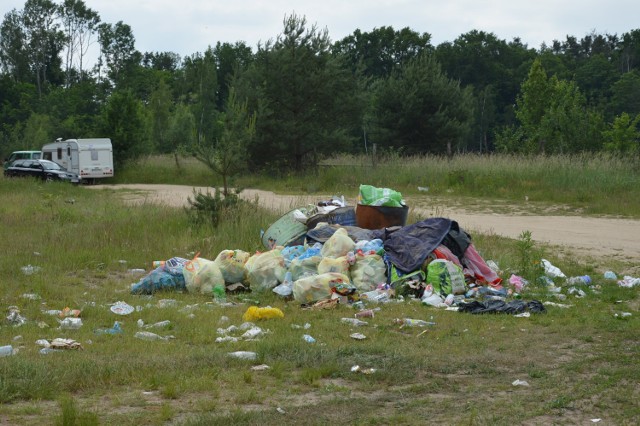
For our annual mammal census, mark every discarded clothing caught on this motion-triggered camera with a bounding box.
[382,218,454,273]
[457,299,546,315]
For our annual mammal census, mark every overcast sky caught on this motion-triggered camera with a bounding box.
[3,0,640,59]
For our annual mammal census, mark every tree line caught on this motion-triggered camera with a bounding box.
[1,0,639,178]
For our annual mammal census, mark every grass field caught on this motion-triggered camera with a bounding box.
[0,154,638,425]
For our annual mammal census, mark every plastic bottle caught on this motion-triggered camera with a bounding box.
[396,318,436,327]
[302,334,316,343]
[566,275,591,286]
[0,345,14,357]
[213,283,226,301]
[341,318,368,326]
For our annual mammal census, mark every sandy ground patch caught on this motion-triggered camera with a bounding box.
[87,184,640,270]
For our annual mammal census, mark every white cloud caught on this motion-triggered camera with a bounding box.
[2,0,639,58]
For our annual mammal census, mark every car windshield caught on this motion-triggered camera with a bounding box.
[42,161,64,171]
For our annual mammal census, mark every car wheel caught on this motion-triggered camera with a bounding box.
[45,175,54,182]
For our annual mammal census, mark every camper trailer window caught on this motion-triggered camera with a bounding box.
[67,147,71,156]
[57,147,62,160]
[91,149,98,161]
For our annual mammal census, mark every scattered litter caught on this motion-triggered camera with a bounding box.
[514,312,531,318]
[110,301,134,315]
[58,318,83,329]
[59,307,82,318]
[394,318,436,328]
[21,264,41,275]
[618,276,640,288]
[544,302,573,309]
[219,316,230,323]
[417,186,429,192]
[227,351,257,360]
[291,323,311,329]
[241,327,266,340]
[354,309,375,318]
[251,364,270,371]
[157,299,178,308]
[134,331,174,341]
[215,336,239,343]
[350,333,367,340]
[614,312,632,319]
[128,268,146,274]
[276,407,286,414]
[541,259,565,278]
[95,321,123,335]
[21,293,40,300]
[567,287,587,298]
[341,318,368,327]
[351,365,376,374]
[591,419,602,423]
[603,271,617,280]
[302,334,316,343]
[512,379,530,387]
[6,307,26,326]
[0,345,15,357]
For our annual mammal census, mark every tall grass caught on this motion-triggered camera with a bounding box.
[114,152,640,217]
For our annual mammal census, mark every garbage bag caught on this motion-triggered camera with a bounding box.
[183,256,225,295]
[214,249,250,283]
[321,227,355,258]
[358,184,404,207]
[293,272,352,304]
[318,256,350,276]
[131,268,186,294]
[426,259,466,296]
[350,253,386,292]
[245,250,286,290]
[289,255,321,281]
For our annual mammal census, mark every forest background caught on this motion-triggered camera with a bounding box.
[1,0,640,175]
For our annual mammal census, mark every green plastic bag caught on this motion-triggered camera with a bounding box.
[426,259,466,296]
[358,184,404,207]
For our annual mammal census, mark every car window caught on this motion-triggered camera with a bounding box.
[30,162,42,169]
[43,161,62,170]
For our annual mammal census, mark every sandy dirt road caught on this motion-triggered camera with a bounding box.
[89,184,640,269]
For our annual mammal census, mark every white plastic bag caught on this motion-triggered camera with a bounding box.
[245,250,286,290]
[321,228,355,258]
[214,249,250,283]
[183,256,225,295]
[350,253,386,292]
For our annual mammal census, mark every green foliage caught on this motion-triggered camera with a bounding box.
[515,230,544,280]
[239,13,362,171]
[602,112,640,154]
[97,89,150,168]
[370,52,475,155]
[191,86,256,195]
[185,187,242,228]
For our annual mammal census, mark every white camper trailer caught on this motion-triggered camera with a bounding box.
[41,138,114,183]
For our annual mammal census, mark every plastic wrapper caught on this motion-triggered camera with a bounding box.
[426,259,466,296]
[183,257,225,295]
[289,256,322,281]
[245,250,286,290]
[318,256,350,276]
[214,249,250,283]
[350,253,386,292]
[242,306,285,321]
[320,227,355,258]
[131,268,186,294]
[293,272,352,304]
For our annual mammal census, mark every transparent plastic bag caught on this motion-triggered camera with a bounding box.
[426,259,466,296]
[183,256,225,295]
[289,255,322,281]
[214,249,250,283]
[293,272,352,304]
[245,250,286,290]
[318,256,350,276]
[320,227,355,258]
[350,253,386,292]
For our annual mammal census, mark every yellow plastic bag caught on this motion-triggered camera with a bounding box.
[317,256,350,276]
[293,272,351,304]
[214,249,250,283]
[183,256,225,295]
[245,250,286,290]
[242,306,285,321]
[320,228,355,258]
[351,253,386,292]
